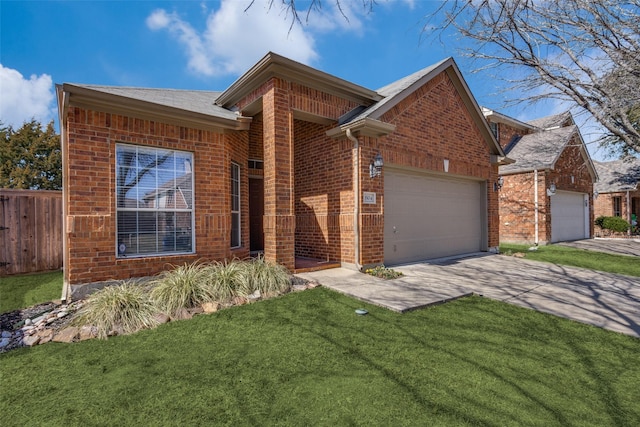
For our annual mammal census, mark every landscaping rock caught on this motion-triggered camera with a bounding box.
[292,284,308,292]
[1,330,11,338]
[53,327,79,343]
[232,296,248,306]
[78,326,97,341]
[248,290,261,300]
[202,302,219,313]
[0,337,10,349]
[37,329,55,344]
[188,306,204,315]
[23,335,41,347]
[171,308,192,321]
[153,313,171,324]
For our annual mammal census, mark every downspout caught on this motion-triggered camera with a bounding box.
[534,169,539,245]
[58,86,71,302]
[346,128,362,271]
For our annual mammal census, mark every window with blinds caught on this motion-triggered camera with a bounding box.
[115,144,194,257]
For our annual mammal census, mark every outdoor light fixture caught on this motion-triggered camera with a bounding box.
[593,190,599,200]
[494,176,504,192]
[547,183,557,196]
[370,153,383,178]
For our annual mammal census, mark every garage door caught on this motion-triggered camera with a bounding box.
[551,191,589,243]
[384,168,485,265]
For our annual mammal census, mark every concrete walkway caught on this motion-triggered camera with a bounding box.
[296,253,640,338]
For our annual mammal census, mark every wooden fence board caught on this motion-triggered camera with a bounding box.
[0,189,63,275]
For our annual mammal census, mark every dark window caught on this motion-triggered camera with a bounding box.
[613,196,622,217]
[231,162,241,248]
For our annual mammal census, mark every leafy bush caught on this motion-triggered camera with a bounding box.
[75,281,158,339]
[602,216,630,233]
[594,216,606,228]
[365,265,404,279]
[239,255,291,298]
[151,262,214,315]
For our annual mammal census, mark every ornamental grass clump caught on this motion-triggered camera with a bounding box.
[75,280,158,339]
[240,256,291,298]
[151,262,214,315]
[206,260,246,302]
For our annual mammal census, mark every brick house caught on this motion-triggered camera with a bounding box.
[593,158,640,234]
[57,52,507,298]
[482,109,597,245]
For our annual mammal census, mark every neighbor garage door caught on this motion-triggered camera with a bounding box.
[384,168,485,265]
[551,191,589,243]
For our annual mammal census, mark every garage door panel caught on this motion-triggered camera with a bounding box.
[384,169,484,265]
[551,191,588,243]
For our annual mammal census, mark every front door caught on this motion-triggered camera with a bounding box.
[249,178,264,252]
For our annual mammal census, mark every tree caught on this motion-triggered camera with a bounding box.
[251,0,640,155]
[0,119,62,190]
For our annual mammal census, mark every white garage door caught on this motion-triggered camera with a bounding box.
[384,168,485,265]
[551,191,589,243]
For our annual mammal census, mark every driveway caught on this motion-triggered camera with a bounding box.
[557,238,640,256]
[296,253,640,338]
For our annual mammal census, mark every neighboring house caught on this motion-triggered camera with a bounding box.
[57,52,508,298]
[483,109,597,245]
[593,158,640,232]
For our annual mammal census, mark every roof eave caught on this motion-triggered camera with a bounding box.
[61,83,250,132]
[326,118,396,138]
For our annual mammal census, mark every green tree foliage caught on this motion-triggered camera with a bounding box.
[0,119,62,190]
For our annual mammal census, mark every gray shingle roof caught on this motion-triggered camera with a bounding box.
[345,58,450,123]
[594,158,640,193]
[69,85,238,120]
[527,111,573,129]
[500,125,577,174]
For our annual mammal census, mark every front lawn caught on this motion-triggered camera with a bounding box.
[500,243,640,277]
[1,288,638,426]
[0,270,63,313]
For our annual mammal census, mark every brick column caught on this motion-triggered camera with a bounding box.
[262,80,295,270]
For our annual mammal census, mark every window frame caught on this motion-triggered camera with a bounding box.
[115,143,195,258]
[613,196,622,217]
[231,162,241,249]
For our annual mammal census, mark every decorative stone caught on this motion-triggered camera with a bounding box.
[307,281,320,288]
[52,327,79,343]
[23,335,41,347]
[0,337,10,349]
[78,326,97,341]
[188,306,204,315]
[153,313,170,324]
[292,284,308,292]
[57,311,69,318]
[37,329,55,344]
[24,318,33,326]
[1,330,11,338]
[232,296,247,306]
[170,308,192,321]
[248,290,261,300]
[202,302,219,313]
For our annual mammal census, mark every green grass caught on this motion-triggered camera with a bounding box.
[1,288,639,426]
[0,270,63,313]
[500,243,640,277]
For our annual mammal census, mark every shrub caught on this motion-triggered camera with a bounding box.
[365,265,404,279]
[75,281,158,339]
[239,256,291,298]
[594,216,606,229]
[206,260,246,302]
[602,216,630,233]
[151,262,214,315]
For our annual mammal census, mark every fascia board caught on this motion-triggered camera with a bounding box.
[326,118,396,138]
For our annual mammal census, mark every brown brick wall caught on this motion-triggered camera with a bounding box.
[595,191,640,221]
[499,135,594,244]
[63,106,249,286]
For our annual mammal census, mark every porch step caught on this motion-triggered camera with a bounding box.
[294,258,341,274]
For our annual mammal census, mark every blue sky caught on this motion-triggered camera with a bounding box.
[0,0,609,159]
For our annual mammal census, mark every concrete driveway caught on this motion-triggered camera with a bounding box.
[297,253,640,338]
[558,238,640,256]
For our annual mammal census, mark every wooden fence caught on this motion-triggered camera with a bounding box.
[0,189,63,276]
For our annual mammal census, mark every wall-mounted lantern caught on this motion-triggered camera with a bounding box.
[547,183,557,196]
[370,153,383,178]
[494,176,504,192]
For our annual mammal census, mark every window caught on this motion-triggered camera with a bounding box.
[613,196,622,217]
[489,122,500,142]
[116,144,194,257]
[231,162,241,248]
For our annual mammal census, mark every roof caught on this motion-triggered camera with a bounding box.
[71,85,237,120]
[527,111,574,129]
[594,158,640,193]
[500,125,589,174]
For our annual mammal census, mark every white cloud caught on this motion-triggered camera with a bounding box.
[147,0,382,77]
[0,65,55,128]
